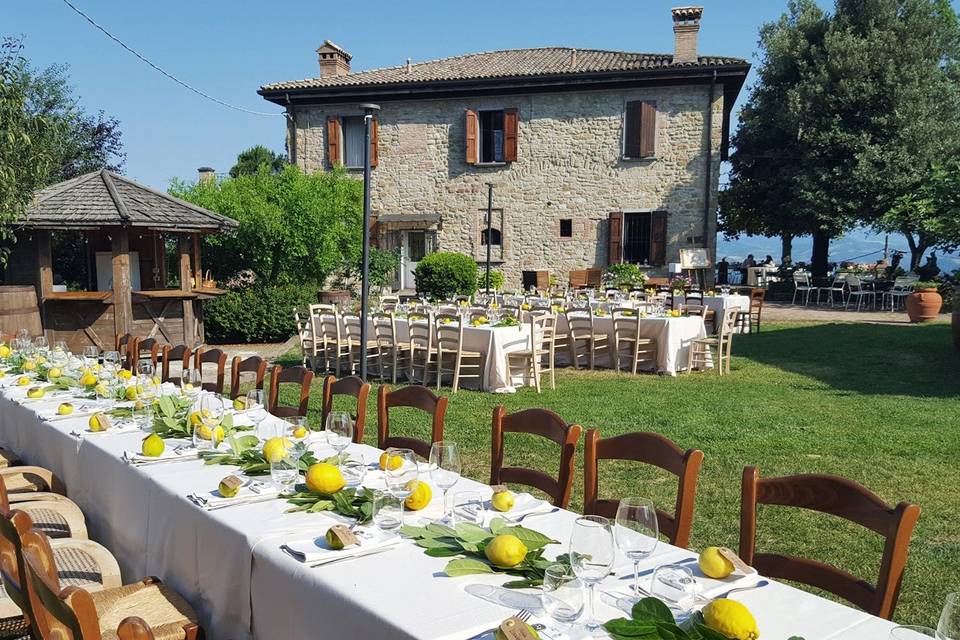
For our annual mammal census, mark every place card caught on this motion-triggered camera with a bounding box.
[497,617,537,640]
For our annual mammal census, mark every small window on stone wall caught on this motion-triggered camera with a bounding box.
[559,219,573,238]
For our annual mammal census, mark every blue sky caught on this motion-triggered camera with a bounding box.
[6,0,959,271]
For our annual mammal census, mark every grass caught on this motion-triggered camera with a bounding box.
[273,321,959,626]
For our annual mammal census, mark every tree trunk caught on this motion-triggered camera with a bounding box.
[780,234,793,265]
[811,230,830,278]
[903,233,929,272]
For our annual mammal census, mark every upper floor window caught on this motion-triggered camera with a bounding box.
[326,115,378,169]
[341,116,365,168]
[465,108,518,165]
[479,110,505,163]
[623,100,657,160]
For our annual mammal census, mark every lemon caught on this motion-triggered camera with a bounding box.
[305,462,345,494]
[232,397,247,411]
[133,400,146,411]
[404,480,432,510]
[94,383,108,396]
[0,345,10,358]
[292,426,309,439]
[141,433,165,457]
[378,451,403,471]
[88,413,110,432]
[262,437,293,463]
[35,356,45,366]
[189,411,204,427]
[26,386,45,399]
[494,622,540,640]
[79,372,97,387]
[57,402,74,415]
[151,375,161,385]
[22,360,36,372]
[484,534,528,568]
[124,386,139,401]
[17,376,30,386]
[491,490,515,512]
[47,367,62,380]
[117,369,132,380]
[702,599,759,640]
[218,475,242,498]
[698,547,735,579]
[198,424,225,444]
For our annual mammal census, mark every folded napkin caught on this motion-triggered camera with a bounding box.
[123,447,199,466]
[485,493,552,522]
[685,558,759,602]
[71,422,142,438]
[281,527,400,565]
[189,481,279,511]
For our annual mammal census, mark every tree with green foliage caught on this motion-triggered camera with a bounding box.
[414,253,478,300]
[229,145,287,178]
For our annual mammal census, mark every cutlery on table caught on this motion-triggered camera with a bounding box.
[501,507,559,524]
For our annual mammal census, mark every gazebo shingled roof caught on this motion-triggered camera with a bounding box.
[23,169,237,232]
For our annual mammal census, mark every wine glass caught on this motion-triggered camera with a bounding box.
[194,393,224,450]
[132,402,153,432]
[137,360,155,379]
[615,497,659,599]
[83,346,99,368]
[102,350,120,370]
[569,515,615,633]
[939,592,960,640]
[383,448,418,525]
[33,335,48,353]
[271,445,302,493]
[181,368,202,400]
[429,441,461,521]
[889,626,937,639]
[541,564,584,633]
[373,491,403,532]
[245,390,268,440]
[326,411,353,464]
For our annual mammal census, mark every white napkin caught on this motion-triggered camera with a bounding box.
[281,527,400,565]
[71,423,143,438]
[484,493,552,522]
[190,481,279,510]
[123,447,199,465]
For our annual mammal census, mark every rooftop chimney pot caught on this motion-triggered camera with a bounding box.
[197,167,215,184]
[671,6,703,64]
[316,39,352,77]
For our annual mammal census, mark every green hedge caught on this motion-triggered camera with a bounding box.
[476,269,504,291]
[414,252,478,300]
[204,284,316,344]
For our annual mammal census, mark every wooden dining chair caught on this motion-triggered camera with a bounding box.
[0,472,87,541]
[267,365,313,418]
[21,528,202,640]
[115,334,135,368]
[583,430,704,548]
[565,307,609,371]
[192,347,227,394]
[490,407,582,509]
[407,316,434,385]
[434,314,483,392]
[736,288,765,333]
[505,312,556,392]
[229,355,267,400]
[739,466,920,620]
[160,345,192,384]
[688,306,739,375]
[610,308,657,375]
[377,385,447,459]
[321,375,370,444]
[372,312,411,384]
[134,338,162,371]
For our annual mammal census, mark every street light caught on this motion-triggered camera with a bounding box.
[358,103,380,382]
[485,182,494,294]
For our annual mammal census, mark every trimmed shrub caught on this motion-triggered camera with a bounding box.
[414,252,478,300]
[476,269,505,291]
[204,283,316,344]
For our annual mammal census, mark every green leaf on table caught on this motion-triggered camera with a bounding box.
[691,625,729,640]
[454,522,491,543]
[632,598,675,624]
[399,525,430,539]
[603,617,660,638]
[444,558,494,577]
[425,547,464,558]
[489,517,506,535]
[415,537,460,550]
[501,578,543,589]
[499,525,556,550]
[425,522,457,538]
[158,395,176,417]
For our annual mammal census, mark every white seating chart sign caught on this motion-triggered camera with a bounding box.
[680,248,711,269]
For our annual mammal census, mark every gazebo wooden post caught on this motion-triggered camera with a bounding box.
[36,230,54,339]
[192,233,202,287]
[178,233,195,346]
[111,228,133,339]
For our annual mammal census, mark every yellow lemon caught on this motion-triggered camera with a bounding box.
[79,372,97,387]
[305,462,345,494]
[262,437,293,464]
[484,534,528,569]
[35,356,45,366]
[117,369,132,380]
[379,451,403,471]
[188,411,204,427]
[94,383,108,396]
[232,397,247,411]
[151,375,161,385]
[47,367,62,380]
[183,382,195,392]
[88,413,110,432]
[325,527,346,550]
[292,426,309,439]
[124,386,139,401]
[133,400,146,411]
[0,345,10,358]
[17,376,30,386]
[404,480,432,511]
[198,424,225,444]
[218,475,242,498]
[57,402,74,415]
[698,547,735,579]
[491,490,515,512]
[22,360,36,372]
[141,433,165,457]
[494,623,540,640]
[26,386,45,399]
[702,599,759,640]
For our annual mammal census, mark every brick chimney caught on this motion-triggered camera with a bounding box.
[316,40,352,77]
[197,167,215,184]
[672,7,703,64]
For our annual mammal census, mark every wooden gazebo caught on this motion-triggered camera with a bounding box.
[3,169,237,350]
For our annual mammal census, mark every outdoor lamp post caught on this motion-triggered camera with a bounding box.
[485,182,494,294]
[359,103,380,382]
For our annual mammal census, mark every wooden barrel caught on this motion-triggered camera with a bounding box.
[0,285,42,337]
[953,286,959,352]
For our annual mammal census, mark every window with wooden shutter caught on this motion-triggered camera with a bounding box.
[650,210,668,265]
[623,100,657,159]
[608,211,624,265]
[623,102,642,159]
[639,101,657,158]
[326,117,341,167]
[465,109,478,164]
[503,108,519,162]
[370,117,379,168]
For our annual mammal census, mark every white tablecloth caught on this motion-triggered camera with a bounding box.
[0,385,899,640]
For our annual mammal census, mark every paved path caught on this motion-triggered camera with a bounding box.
[762,301,949,325]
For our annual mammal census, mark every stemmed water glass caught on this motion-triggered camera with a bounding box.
[428,441,461,521]
[271,446,302,493]
[33,336,48,353]
[194,393,224,450]
[325,411,353,464]
[569,515,615,633]
[181,369,202,400]
[245,390,268,440]
[102,350,120,370]
[83,346,99,369]
[137,360,155,379]
[383,448,418,525]
[541,564,584,635]
[939,592,960,640]
[615,497,659,599]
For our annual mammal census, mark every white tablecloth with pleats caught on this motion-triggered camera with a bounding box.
[0,384,897,640]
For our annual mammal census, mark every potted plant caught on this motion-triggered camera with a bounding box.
[906,281,943,323]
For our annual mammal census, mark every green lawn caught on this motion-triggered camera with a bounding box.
[275,322,959,626]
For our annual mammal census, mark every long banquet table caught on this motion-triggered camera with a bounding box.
[0,384,899,639]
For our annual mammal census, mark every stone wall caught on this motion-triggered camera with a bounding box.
[291,84,725,288]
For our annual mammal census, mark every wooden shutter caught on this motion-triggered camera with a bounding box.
[465,109,478,164]
[503,108,519,162]
[607,211,624,265]
[623,101,642,159]
[369,117,379,168]
[650,211,668,265]
[326,117,341,167]
[640,100,658,158]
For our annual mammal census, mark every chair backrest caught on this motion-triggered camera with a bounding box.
[583,430,703,548]
[308,304,335,343]
[115,333,133,356]
[372,312,399,348]
[193,347,227,393]
[380,296,400,312]
[565,307,598,338]
[527,312,555,352]
[135,338,162,369]
[793,272,811,286]
[680,304,708,318]
[434,314,464,354]
[267,365,313,418]
[685,291,704,305]
[322,376,370,443]
[718,305,740,339]
[160,345,192,383]
[749,288,765,311]
[230,355,267,399]
[0,508,36,619]
[490,406,582,508]
[22,527,99,640]
[611,307,639,340]
[377,385,447,459]
[739,467,920,620]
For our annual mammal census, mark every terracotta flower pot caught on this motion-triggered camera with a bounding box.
[906,288,942,323]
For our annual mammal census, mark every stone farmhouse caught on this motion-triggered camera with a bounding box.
[259,7,749,290]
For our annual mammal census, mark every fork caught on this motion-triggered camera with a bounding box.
[502,507,559,524]
[514,609,545,632]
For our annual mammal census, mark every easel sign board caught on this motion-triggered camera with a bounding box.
[680,248,711,269]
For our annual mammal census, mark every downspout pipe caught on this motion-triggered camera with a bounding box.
[702,70,716,254]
